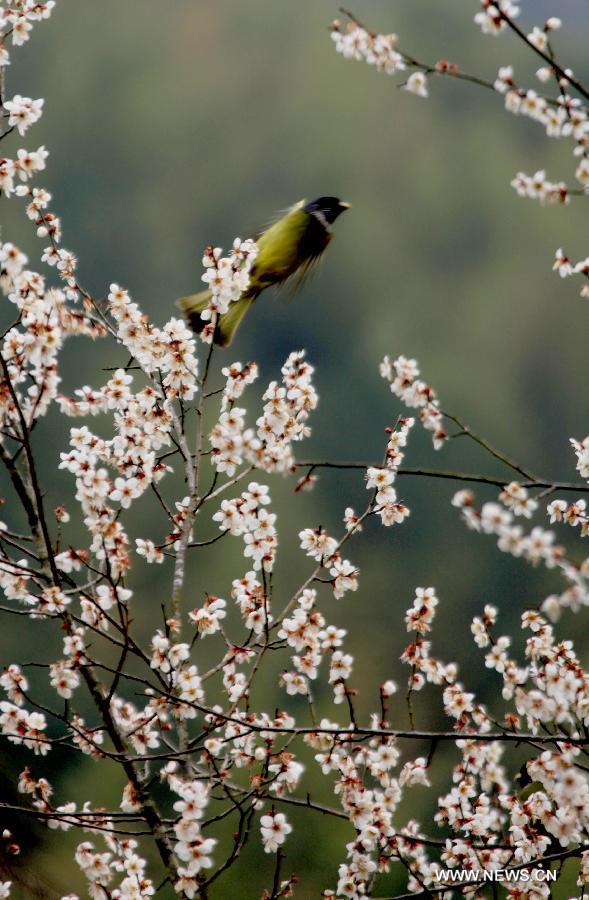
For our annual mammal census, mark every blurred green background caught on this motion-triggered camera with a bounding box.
[3,0,589,896]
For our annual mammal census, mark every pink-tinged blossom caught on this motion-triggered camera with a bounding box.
[220,360,258,410]
[404,71,428,98]
[330,557,359,599]
[2,5,589,894]
[0,665,28,706]
[405,587,439,634]
[511,170,569,205]
[0,703,49,755]
[299,526,337,562]
[474,2,520,37]
[188,595,227,635]
[343,506,362,533]
[400,757,430,786]
[199,239,258,332]
[381,355,447,448]
[209,351,319,474]
[135,539,164,564]
[49,660,80,699]
[108,285,199,400]
[331,20,405,74]
[571,435,589,478]
[280,671,309,696]
[494,65,514,93]
[4,95,44,136]
[260,811,292,853]
[499,481,538,518]
[214,483,277,572]
[150,631,190,674]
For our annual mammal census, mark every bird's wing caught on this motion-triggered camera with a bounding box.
[256,198,306,237]
[250,202,310,290]
[277,243,331,303]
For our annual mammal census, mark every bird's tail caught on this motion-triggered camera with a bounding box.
[176,289,256,347]
[176,289,213,335]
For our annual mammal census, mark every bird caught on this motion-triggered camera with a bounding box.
[177,196,350,347]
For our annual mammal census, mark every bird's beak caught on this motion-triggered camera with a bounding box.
[339,201,351,210]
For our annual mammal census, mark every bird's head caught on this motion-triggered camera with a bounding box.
[304,196,351,227]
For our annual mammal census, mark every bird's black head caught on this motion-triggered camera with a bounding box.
[304,196,351,226]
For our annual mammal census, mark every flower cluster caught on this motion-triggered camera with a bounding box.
[108,285,199,399]
[58,365,175,581]
[511,170,569,205]
[198,238,258,340]
[547,497,589,534]
[210,349,318,475]
[556,250,589,296]
[278,587,351,701]
[474,1,520,36]
[366,416,414,526]
[0,240,103,438]
[401,587,468,713]
[231,570,270,639]
[0,2,56,56]
[167,771,216,896]
[380,355,447,448]
[3,1,589,897]
[331,6,589,321]
[150,630,190,674]
[303,705,448,897]
[213,481,277,572]
[253,350,319,471]
[452,486,589,621]
[299,526,359,600]
[465,607,589,870]
[16,771,154,897]
[110,696,161,756]
[498,480,539,518]
[4,94,43,136]
[220,360,258,410]
[188,594,227,636]
[0,699,48,755]
[73,834,155,900]
[201,707,303,791]
[571,435,589,478]
[330,20,405,75]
